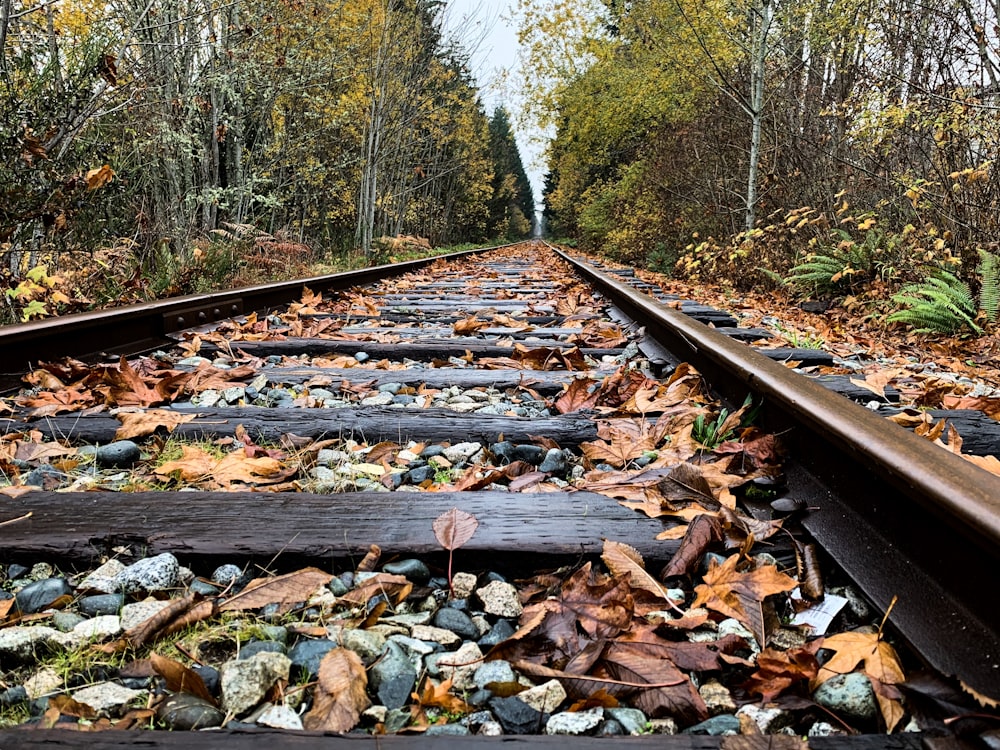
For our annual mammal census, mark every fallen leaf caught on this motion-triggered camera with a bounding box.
[115,409,196,440]
[150,652,217,705]
[302,648,369,731]
[813,630,905,730]
[601,540,672,602]
[432,507,479,551]
[219,568,331,615]
[602,642,708,722]
[554,378,601,414]
[744,641,821,701]
[661,514,723,578]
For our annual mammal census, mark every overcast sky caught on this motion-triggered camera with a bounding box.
[442,0,546,208]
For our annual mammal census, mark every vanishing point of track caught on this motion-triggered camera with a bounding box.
[0,240,997,747]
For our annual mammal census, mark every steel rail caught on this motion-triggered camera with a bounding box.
[553,244,1000,702]
[0,244,505,388]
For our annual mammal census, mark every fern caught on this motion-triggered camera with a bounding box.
[978,249,1000,323]
[887,271,982,334]
[786,253,845,294]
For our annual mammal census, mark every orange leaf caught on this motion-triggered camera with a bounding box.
[432,507,479,551]
[115,409,196,440]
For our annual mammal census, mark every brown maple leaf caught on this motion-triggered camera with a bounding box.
[303,648,369,731]
[691,554,797,647]
[554,378,602,414]
[812,630,906,730]
[744,641,821,701]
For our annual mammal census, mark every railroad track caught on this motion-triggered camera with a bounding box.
[0,240,997,747]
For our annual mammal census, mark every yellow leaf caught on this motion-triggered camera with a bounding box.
[85,164,115,190]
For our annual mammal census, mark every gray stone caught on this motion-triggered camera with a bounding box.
[239,640,286,660]
[115,553,179,593]
[78,593,124,617]
[0,627,64,663]
[371,641,417,710]
[288,639,336,679]
[0,686,28,706]
[489,696,546,734]
[354,351,370,363]
[15,578,72,614]
[95,441,141,469]
[51,612,87,632]
[737,703,795,733]
[538,448,568,475]
[606,707,650,735]
[683,714,741,735]
[475,581,522,618]
[598,719,626,735]
[78,559,127,594]
[157,693,225,730]
[473,660,516,688]
[813,672,877,721]
[340,628,386,662]
[362,392,394,406]
[513,444,545,464]
[409,625,461,647]
[383,559,430,582]
[478,618,516,647]
[443,441,482,465]
[546,708,604,735]
[189,579,222,596]
[433,608,479,640]
[211,564,243,586]
[220,651,291,716]
[22,464,66,489]
[72,682,144,715]
[425,724,471,736]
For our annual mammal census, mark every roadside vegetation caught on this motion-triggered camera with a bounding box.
[521,0,1000,337]
[0,1,533,326]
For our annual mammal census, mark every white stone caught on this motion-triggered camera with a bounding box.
[73,681,145,715]
[0,626,64,661]
[737,704,795,733]
[546,708,604,735]
[450,572,478,600]
[114,553,179,593]
[78,559,127,594]
[410,625,461,647]
[256,703,304,730]
[518,679,567,714]
[24,667,63,699]
[475,581,522,618]
[63,615,122,647]
[443,442,482,464]
[120,599,172,631]
[718,618,759,652]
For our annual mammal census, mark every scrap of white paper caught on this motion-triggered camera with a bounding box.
[789,587,848,635]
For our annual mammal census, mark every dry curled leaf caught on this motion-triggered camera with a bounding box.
[219,567,331,615]
[150,652,217,705]
[601,540,672,602]
[302,648,369,731]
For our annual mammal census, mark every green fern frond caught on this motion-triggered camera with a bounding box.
[978,249,1000,323]
[887,270,981,334]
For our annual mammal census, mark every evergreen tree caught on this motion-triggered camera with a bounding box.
[487,107,535,240]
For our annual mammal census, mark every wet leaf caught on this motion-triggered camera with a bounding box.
[338,573,412,607]
[554,378,601,414]
[150,652,217,705]
[602,642,708,722]
[432,507,479,551]
[744,641,821,701]
[813,630,905,730]
[303,648,369,731]
[657,462,718,508]
[219,567,331,615]
[660,514,723,578]
[115,409,196,440]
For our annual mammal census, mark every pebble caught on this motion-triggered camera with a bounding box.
[120,600,172,631]
[450,572,478,599]
[476,581,522,617]
[0,686,27,706]
[489,696,547,734]
[15,578,72,614]
[737,703,795,733]
[598,719,626,735]
[24,667,62,699]
[189,579,222,596]
[513,445,545,464]
[546,707,604,735]
[157,693,226,730]
[354,352,370,363]
[518,679,567,714]
[256,703,303,730]
[478,618,516,647]
[813,672,877,721]
[425,723,471,736]
[78,559,127,594]
[699,679,737,716]
[606,707,649,735]
[410,625,461,648]
[717,618,758,652]
[95,441,141,469]
[443,442,482,465]
[371,641,417,710]
[22,464,66,489]
[339,628,386,662]
[220,652,291,716]
[473,660,517,688]
[288,639,337,679]
[383,559,430,582]
[239,640,286,660]
[193,664,221,696]
[432,608,479,640]
[51,612,87,632]
[210,564,243,585]
[538,448,568,475]
[72,682,145,715]
[431,641,482,690]
[362,392,394,406]
[7,563,29,580]
[78,593,125,617]
[115,553,179,593]
[683,714,741,735]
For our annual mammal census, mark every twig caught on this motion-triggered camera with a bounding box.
[0,511,32,527]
